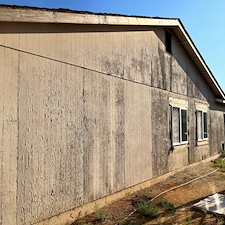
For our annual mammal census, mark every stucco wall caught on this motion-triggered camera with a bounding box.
[0,22,224,225]
[15,24,154,224]
[0,30,19,225]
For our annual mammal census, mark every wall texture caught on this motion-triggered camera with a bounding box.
[0,29,19,225]
[0,22,224,225]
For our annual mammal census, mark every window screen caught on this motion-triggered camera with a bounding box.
[173,107,180,144]
[203,112,208,139]
[197,111,203,140]
[181,109,188,142]
[172,107,188,145]
[197,110,208,141]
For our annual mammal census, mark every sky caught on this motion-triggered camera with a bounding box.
[0,0,225,91]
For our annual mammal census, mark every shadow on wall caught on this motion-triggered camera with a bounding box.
[154,28,225,112]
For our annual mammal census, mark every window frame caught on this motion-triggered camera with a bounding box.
[171,106,188,146]
[196,110,208,141]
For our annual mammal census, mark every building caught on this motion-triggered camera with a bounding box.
[0,5,225,225]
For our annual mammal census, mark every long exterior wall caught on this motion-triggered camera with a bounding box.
[0,22,224,225]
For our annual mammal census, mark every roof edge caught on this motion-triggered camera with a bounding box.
[175,21,225,100]
[0,4,180,27]
[0,4,224,100]
[0,4,178,20]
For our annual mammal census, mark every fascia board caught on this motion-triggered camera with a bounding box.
[0,7,179,26]
[175,22,225,100]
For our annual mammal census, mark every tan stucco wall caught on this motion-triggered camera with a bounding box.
[13,24,154,224]
[0,31,19,225]
[0,22,224,225]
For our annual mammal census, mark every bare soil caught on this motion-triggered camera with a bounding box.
[72,159,225,225]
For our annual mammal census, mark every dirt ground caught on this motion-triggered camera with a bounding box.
[72,159,225,225]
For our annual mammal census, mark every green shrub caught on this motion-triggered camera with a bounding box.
[213,158,225,172]
[134,199,158,218]
[160,199,176,212]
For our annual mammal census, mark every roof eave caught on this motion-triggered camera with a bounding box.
[0,6,180,26]
[216,98,225,104]
[0,5,224,101]
[171,24,225,100]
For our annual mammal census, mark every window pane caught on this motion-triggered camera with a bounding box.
[203,112,208,139]
[173,107,180,144]
[197,111,202,140]
[181,109,187,142]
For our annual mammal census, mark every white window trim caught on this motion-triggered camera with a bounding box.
[172,107,188,146]
[197,110,208,142]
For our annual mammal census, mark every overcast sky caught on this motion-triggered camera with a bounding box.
[1,0,225,91]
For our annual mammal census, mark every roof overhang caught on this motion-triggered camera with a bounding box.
[0,5,224,102]
[215,98,225,104]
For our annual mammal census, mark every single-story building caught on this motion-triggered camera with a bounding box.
[0,5,225,225]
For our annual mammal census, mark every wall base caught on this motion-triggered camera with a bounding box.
[34,154,219,225]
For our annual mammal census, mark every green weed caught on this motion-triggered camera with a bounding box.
[94,204,107,222]
[160,199,176,213]
[134,199,158,218]
[140,190,154,200]
[213,158,225,172]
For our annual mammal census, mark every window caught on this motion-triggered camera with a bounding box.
[196,110,208,141]
[165,31,172,54]
[171,107,188,145]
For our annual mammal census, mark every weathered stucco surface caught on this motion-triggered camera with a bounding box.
[0,30,19,225]
[0,22,224,225]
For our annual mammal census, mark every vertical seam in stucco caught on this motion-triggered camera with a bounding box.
[82,70,86,202]
[16,31,21,225]
[150,87,153,178]
[151,87,154,177]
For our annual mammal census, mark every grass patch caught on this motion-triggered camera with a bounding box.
[94,204,107,222]
[134,199,158,218]
[221,151,225,158]
[213,158,225,172]
[160,199,176,213]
